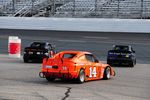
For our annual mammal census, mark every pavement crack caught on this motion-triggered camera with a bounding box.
[61,87,72,100]
[35,92,48,100]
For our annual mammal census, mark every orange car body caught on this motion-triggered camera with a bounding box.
[40,50,115,82]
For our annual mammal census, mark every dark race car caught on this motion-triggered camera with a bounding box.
[107,45,136,67]
[23,42,56,63]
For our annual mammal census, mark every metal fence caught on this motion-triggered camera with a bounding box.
[0,0,150,18]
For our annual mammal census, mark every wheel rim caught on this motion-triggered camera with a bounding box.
[80,71,85,82]
[106,68,111,79]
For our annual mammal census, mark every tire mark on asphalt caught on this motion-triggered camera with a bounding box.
[61,87,71,100]
[0,91,48,99]
[0,98,14,100]
[35,92,49,100]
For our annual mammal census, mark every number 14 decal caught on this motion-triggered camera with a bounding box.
[89,67,97,78]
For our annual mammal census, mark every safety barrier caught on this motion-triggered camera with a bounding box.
[8,36,21,58]
[0,17,150,33]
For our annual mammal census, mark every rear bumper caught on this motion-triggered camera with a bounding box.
[23,54,47,61]
[40,70,78,79]
[107,58,133,64]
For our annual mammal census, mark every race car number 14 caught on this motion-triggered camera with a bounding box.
[89,67,97,78]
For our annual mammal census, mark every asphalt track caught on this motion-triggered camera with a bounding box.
[0,29,150,100]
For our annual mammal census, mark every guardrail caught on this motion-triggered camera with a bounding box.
[0,17,150,33]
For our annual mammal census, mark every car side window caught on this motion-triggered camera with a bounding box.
[131,47,134,52]
[85,54,98,62]
[47,44,52,50]
[63,53,76,59]
[78,55,86,61]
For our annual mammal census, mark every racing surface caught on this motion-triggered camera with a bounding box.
[0,29,150,100]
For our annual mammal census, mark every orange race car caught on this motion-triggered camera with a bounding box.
[39,50,115,83]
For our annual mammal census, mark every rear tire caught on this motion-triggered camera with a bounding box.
[134,59,136,65]
[24,59,28,63]
[107,60,112,66]
[103,67,111,80]
[129,61,134,67]
[45,76,55,81]
[77,69,85,83]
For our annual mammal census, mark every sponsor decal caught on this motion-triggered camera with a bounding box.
[46,66,52,68]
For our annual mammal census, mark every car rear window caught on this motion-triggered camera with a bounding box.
[114,46,129,51]
[63,53,76,59]
[30,42,45,48]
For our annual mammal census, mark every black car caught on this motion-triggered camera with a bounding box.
[107,45,136,67]
[23,42,56,63]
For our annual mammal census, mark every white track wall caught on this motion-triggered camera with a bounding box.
[0,17,150,33]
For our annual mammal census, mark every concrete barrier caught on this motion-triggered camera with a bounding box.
[0,17,150,33]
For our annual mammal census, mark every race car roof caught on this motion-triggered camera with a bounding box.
[60,50,91,55]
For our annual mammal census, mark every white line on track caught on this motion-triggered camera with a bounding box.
[89,40,150,45]
[84,36,109,39]
[0,35,8,39]
[57,39,86,43]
